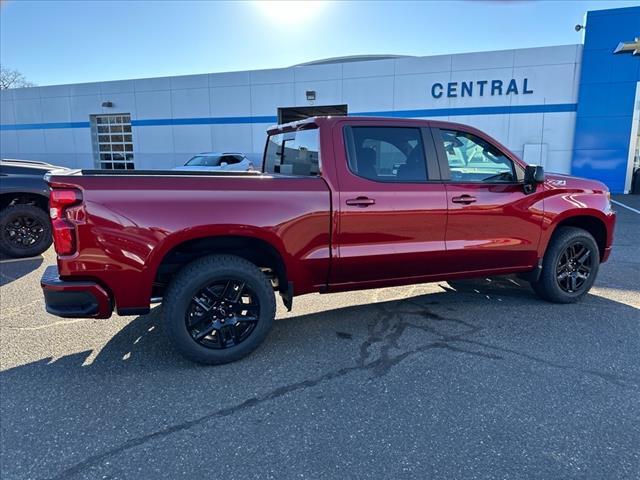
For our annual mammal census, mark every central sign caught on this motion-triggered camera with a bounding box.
[431,78,533,98]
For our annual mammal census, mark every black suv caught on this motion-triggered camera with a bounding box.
[0,159,68,258]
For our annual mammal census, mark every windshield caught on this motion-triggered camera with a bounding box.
[185,155,222,167]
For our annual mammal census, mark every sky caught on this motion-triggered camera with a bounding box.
[1,0,638,86]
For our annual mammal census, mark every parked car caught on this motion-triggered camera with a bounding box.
[41,117,616,365]
[173,152,255,172]
[0,159,68,258]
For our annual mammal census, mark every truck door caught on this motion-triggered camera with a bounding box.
[330,121,449,286]
[432,126,542,272]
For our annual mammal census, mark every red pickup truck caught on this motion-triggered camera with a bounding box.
[41,116,616,364]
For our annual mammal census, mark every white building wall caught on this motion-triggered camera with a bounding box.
[1,44,581,173]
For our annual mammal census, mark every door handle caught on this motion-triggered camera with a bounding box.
[346,196,376,207]
[452,195,477,204]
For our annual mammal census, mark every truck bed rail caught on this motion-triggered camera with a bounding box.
[79,169,262,176]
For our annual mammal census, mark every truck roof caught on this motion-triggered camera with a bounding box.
[267,115,476,135]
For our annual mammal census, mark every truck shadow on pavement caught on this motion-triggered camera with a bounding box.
[0,255,43,286]
[3,276,639,376]
[1,277,639,479]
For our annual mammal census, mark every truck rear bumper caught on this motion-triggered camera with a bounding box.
[41,265,113,319]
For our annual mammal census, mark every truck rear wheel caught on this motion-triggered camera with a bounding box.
[532,226,600,303]
[162,254,276,365]
[0,204,52,258]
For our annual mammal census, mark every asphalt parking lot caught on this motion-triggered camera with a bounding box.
[1,197,639,480]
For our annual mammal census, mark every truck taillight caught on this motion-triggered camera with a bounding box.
[49,189,82,255]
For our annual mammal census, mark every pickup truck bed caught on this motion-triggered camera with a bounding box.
[46,172,331,313]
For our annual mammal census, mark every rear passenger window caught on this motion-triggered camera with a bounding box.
[345,126,428,182]
[264,128,320,176]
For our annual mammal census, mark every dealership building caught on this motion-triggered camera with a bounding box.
[1,5,638,193]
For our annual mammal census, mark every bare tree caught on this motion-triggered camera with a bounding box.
[0,65,37,89]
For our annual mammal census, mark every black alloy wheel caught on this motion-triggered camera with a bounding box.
[555,241,593,293]
[163,254,276,365]
[531,226,600,303]
[4,214,45,249]
[186,279,261,349]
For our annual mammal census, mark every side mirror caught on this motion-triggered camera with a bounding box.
[524,165,544,194]
[220,162,228,167]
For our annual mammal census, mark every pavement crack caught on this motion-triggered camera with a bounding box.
[402,298,639,389]
[455,338,640,388]
[46,305,495,480]
[46,298,637,479]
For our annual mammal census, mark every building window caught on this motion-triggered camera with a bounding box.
[91,114,134,170]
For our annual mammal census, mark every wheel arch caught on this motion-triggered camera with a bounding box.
[544,212,609,260]
[0,191,49,212]
[151,233,289,299]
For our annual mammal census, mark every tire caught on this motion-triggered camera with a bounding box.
[163,254,276,365]
[0,204,52,258]
[532,226,600,303]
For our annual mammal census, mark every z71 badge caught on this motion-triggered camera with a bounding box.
[547,179,567,186]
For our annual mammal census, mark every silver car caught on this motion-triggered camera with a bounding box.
[173,152,255,172]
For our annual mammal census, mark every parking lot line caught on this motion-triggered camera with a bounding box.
[612,199,640,215]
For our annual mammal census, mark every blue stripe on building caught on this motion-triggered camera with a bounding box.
[0,121,91,131]
[0,103,578,131]
[132,115,278,127]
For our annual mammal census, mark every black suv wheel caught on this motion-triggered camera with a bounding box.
[0,204,52,258]
[163,254,276,365]
[532,226,600,303]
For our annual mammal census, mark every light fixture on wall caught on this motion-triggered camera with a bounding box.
[102,101,113,108]
[306,90,316,101]
[575,24,585,32]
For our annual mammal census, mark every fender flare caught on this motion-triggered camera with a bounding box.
[145,224,290,289]
[538,208,611,259]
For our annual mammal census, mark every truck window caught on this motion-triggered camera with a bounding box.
[345,126,428,182]
[264,128,320,176]
[439,129,521,183]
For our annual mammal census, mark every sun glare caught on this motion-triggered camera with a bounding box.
[255,1,327,25]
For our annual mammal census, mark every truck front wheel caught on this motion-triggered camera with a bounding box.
[163,254,276,365]
[532,226,600,303]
